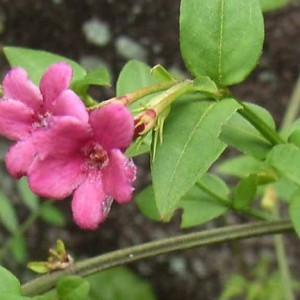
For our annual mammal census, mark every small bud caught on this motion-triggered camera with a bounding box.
[133,109,157,138]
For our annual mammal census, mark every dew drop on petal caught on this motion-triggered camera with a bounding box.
[102,196,113,217]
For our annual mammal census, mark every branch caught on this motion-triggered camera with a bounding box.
[22,219,293,296]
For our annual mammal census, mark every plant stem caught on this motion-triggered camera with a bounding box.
[235,99,285,145]
[273,204,295,300]
[281,73,300,129]
[196,181,274,221]
[22,219,292,297]
[274,233,295,300]
[146,80,194,114]
[89,81,177,109]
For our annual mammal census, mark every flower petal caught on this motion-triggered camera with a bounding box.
[72,175,111,230]
[5,138,36,179]
[52,90,89,123]
[0,99,35,140]
[28,155,86,199]
[32,116,92,159]
[102,149,136,203]
[89,104,134,151]
[39,62,72,109]
[2,67,43,111]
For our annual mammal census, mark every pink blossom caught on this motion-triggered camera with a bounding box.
[28,103,137,230]
[0,62,88,178]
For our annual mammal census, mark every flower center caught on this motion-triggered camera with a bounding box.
[82,142,109,171]
[32,111,52,129]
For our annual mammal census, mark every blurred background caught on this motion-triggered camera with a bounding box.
[0,0,300,299]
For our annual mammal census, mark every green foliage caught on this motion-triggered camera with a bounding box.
[233,175,258,209]
[267,144,300,186]
[116,60,158,110]
[180,0,264,86]
[0,191,18,234]
[150,64,176,82]
[259,0,291,12]
[40,202,66,227]
[56,276,90,300]
[289,189,300,238]
[193,76,218,95]
[220,103,276,160]
[217,155,264,178]
[179,174,229,228]
[17,177,39,213]
[71,68,110,101]
[135,185,160,221]
[86,266,157,300]
[3,47,86,85]
[136,173,229,228]
[117,60,158,156]
[151,98,239,219]
[220,257,300,299]
[1,295,33,300]
[9,234,28,264]
[0,266,22,295]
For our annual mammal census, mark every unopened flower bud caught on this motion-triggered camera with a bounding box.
[133,109,157,138]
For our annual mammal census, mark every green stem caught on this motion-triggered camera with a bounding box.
[274,234,295,300]
[273,205,295,300]
[235,99,285,145]
[147,80,194,114]
[22,219,292,297]
[196,181,274,221]
[281,73,300,129]
[89,81,177,109]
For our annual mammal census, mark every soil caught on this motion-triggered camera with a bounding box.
[0,0,300,299]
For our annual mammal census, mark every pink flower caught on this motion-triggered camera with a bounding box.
[0,62,88,179]
[28,103,137,230]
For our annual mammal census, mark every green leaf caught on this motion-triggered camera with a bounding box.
[117,60,159,110]
[3,47,86,85]
[289,189,300,238]
[180,174,229,228]
[33,296,54,300]
[259,0,291,11]
[40,202,66,227]
[267,144,300,186]
[117,60,159,156]
[233,174,257,209]
[216,155,264,178]
[0,266,21,295]
[1,295,32,300]
[9,234,27,264]
[136,174,229,228]
[71,67,110,95]
[57,276,90,300]
[180,0,264,86]
[220,103,275,159]
[220,274,246,300]
[151,98,240,219]
[125,142,150,157]
[272,177,298,203]
[193,76,218,95]
[0,191,18,234]
[27,262,49,274]
[135,185,161,221]
[87,267,157,300]
[150,64,176,82]
[17,177,39,213]
[288,128,300,148]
